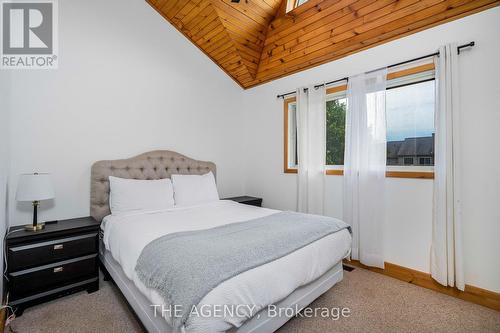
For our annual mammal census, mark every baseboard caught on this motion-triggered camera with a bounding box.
[343,259,500,312]
[0,306,5,333]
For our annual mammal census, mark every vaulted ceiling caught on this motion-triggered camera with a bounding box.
[147,0,500,89]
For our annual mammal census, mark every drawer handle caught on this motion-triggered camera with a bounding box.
[53,267,63,273]
[54,244,64,250]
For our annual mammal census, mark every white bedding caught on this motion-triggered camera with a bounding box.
[102,200,351,333]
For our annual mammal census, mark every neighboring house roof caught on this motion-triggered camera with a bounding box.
[387,135,435,157]
[387,140,403,159]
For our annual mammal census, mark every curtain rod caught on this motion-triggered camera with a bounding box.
[276,41,475,99]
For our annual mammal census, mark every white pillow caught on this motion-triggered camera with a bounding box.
[108,176,174,215]
[171,172,219,206]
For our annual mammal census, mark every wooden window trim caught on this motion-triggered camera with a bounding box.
[385,171,434,179]
[283,63,436,179]
[325,169,343,176]
[326,84,347,95]
[326,169,434,179]
[387,62,435,80]
[291,169,434,179]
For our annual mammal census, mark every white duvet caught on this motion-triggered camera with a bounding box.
[102,200,351,333]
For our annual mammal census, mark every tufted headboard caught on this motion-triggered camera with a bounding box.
[90,150,216,221]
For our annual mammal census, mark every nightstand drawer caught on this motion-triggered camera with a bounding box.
[9,255,97,300]
[8,233,98,271]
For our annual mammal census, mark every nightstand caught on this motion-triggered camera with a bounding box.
[5,217,100,316]
[223,196,263,207]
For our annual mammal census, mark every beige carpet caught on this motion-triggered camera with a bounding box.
[8,267,500,333]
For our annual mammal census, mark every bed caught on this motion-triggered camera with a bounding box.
[91,150,351,333]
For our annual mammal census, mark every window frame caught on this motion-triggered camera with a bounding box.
[283,96,298,174]
[283,63,435,179]
[324,85,347,175]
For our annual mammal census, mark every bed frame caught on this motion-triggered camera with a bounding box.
[91,150,345,333]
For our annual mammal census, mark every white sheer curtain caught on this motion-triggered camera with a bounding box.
[296,85,326,214]
[343,68,387,269]
[431,44,465,291]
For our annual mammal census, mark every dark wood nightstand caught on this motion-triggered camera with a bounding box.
[223,196,263,207]
[5,217,100,316]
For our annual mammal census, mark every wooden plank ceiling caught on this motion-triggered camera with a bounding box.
[147,0,500,89]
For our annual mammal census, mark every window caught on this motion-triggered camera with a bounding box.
[286,0,309,12]
[284,63,435,179]
[284,97,298,172]
[386,78,435,168]
[326,94,347,166]
[420,157,432,165]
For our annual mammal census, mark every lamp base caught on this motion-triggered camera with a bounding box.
[24,223,45,232]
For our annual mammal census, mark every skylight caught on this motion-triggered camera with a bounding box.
[287,0,309,12]
[295,0,309,7]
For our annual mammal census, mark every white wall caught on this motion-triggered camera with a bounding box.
[0,71,11,298]
[242,8,500,293]
[7,0,246,224]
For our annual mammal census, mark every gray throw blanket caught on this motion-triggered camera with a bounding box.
[135,211,350,329]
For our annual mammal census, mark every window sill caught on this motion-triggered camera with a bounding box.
[385,171,434,179]
[284,169,434,179]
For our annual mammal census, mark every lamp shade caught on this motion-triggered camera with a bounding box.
[16,173,55,202]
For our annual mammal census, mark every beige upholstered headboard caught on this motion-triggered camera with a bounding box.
[90,150,216,221]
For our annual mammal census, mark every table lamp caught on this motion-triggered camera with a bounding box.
[16,173,55,231]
